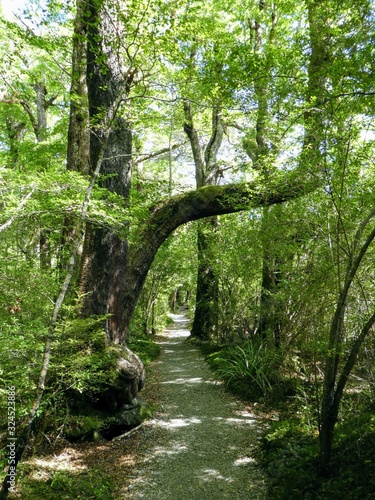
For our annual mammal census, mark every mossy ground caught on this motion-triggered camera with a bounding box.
[12,467,114,500]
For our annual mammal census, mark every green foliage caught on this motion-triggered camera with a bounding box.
[260,419,321,499]
[127,338,161,366]
[51,315,117,396]
[260,408,375,499]
[215,211,263,342]
[61,412,105,442]
[17,468,114,500]
[130,225,196,337]
[0,257,58,421]
[324,412,375,499]
[1,1,375,496]
[0,308,118,445]
[206,340,278,398]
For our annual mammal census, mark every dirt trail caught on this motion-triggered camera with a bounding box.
[125,313,267,499]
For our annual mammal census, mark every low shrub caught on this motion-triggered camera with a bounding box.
[127,338,161,366]
[259,400,375,498]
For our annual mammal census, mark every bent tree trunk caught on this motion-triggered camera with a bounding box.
[118,173,320,341]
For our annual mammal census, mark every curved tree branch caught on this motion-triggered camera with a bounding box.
[119,168,321,339]
[147,169,319,241]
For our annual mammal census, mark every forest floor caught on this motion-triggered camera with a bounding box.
[13,314,269,499]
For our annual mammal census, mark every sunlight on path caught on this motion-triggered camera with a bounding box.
[125,313,267,499]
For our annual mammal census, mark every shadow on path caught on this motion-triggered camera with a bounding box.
[126,313,267,499]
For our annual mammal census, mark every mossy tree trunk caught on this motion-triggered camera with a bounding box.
[193,217,219,340]
[184,101,224,340]
[245,2,282,349]
[258,210,283,349]
[68,0,135,344]
[252,0,329,351]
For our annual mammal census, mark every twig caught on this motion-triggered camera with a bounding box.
[112,423,144,441]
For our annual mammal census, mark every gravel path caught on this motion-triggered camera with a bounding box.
[126,314,267,499]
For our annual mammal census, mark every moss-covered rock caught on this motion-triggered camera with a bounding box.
[61,345,147,442]
[94,346,146,411]
[100,397,152,440]
[64,397,152,442]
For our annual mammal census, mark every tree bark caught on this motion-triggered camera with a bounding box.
[258,210,283,349]
[72,0,134,343]
[66,0,90,175]
[5,118,26,164]
[184,100,224,340]
[192,218,219,339]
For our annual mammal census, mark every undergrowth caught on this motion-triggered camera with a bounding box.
[15,466,114,499]
[202,339,279,399]
[259,409,375,499]
[199,339,375,498]
[127,337,161,366]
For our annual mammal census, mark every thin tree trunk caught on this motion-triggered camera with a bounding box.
[319,219,375,471]
[22,82,55,267]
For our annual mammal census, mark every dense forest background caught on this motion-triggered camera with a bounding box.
[1,0,375,497]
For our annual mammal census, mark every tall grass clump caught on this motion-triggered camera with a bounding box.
[207,340,278,397]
